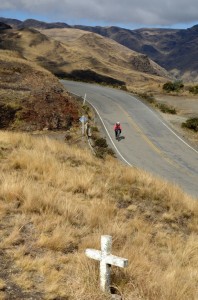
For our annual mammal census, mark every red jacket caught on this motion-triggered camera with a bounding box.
[114,124,122,130]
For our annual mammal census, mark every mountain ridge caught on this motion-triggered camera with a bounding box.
[1,17,197,81]
[0,17,71,29]
[73,24,198,81]
[0,24,171,91]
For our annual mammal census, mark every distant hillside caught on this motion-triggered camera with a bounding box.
[0,17,22,28]
[0,50,79,131]
[0,18,171,91]
[74,25,198,82]
[1,17,197,82]
[0,17,71,29]
[40,28,170,81]
[0,22,12,30]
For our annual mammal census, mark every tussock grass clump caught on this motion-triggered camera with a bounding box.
[182,117,198,132]
[0,131,197,300]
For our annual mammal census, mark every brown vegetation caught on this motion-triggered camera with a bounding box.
[0,50,80,131]
[0,131,197,299]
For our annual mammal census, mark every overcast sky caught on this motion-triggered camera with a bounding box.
[0,0,198,29]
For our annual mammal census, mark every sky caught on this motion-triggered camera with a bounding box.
[0,0,198,30]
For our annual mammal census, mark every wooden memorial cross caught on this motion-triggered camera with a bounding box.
[85,235,128,293]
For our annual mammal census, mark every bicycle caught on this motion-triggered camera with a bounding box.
[115,129,121,140]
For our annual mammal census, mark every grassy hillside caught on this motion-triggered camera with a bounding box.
[0,50,80,131]
[0,27,171,92]
[74,25,198,83]
[2,18,198,83]
[40,28,171,91]
[0,131,197,299]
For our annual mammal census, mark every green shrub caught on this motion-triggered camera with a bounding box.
[163,81,184,93]
[106,148,116,156]
[138,93,156,104]
[120,85,128,91]
[94,137,108,148]
[93,137,113,158]
[0,103,22,128]
[182,118,198,132]
[91,126,99,132]
[156,103,176,114]
[188,85,198,94]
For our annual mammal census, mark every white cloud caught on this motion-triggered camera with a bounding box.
[0,0,198,27]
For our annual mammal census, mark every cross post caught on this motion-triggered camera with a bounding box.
[85,235,128,293]
[83,93,86,106]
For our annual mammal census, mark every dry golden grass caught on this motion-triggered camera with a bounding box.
[0,49,51,74]
[40,28,169,91]
[0,130,197,299]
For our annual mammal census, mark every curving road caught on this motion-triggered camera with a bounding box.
[62,80,198,198]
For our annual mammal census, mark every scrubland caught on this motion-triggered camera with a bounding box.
[0,131,197,300]
[0,50,80,131]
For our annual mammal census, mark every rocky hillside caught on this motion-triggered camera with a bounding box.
[0,50,80,131]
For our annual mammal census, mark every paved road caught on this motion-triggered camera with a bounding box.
[62,80,198,198]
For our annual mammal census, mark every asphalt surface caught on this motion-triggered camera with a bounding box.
[62,80,198,198]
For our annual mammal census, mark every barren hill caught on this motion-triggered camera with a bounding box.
[40,28,171,90]
[0,50,79,131]
[1,17,197,82]
[74,25,198,82]
[0,26,171,91]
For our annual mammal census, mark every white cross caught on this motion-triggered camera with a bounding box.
[85,235,128,293]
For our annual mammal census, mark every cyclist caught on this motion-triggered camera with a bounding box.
[114,122,122,139]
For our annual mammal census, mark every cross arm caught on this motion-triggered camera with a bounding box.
[105,254,128,268]
[85,249,102,261]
